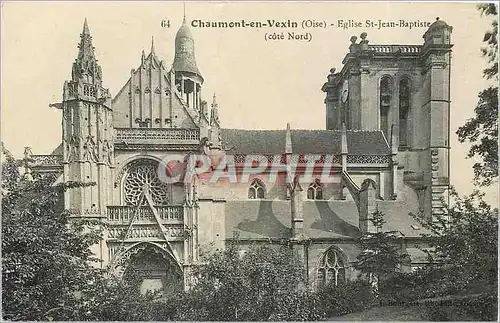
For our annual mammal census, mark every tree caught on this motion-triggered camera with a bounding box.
[354,211,409,298]
[1,144,158,321]
[457,3,498,186]
[413,189,498,295]
[168,243,322,321]
[399,189,499,320]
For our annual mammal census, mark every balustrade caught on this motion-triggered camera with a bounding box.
[30,155,63,166]
[115,128,200,144]
[107,205,184,224]
[368,45,421,54]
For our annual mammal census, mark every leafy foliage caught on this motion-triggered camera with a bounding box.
[314,279,375,318]
[478,3,498,80]
[367,189,498,320]
[456,3,498,186]
[383,189,500,320]
[68,274,163,321]
[2,166,97,319]
[1,145,157,321]
[167,243,320,321]
[411,189,498,296]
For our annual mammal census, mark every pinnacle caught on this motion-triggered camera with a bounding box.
[212,93,218,107]
[82,18,90,35]
[183,1,186,23]
[77,17,95,61]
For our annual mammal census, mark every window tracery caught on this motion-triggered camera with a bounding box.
[123,161,170,206]
[307,179,323,200]
[317,248,346,287]
[248,178,265,199]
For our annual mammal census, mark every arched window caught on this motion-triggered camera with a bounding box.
[379,76,393,138]
[399,78,411,147]
[317,248,346,287]
[248,178,265,199]
[307,179,323,200]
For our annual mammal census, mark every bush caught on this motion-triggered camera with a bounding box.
[315,279,376,318]
[163,244,317,321]
[157,243,381,321]
[423,293,498,322]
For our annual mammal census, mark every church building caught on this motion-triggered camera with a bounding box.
[25,17,452,294]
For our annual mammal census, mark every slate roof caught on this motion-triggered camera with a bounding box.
[219,129,390,155]
[224,199,426,240]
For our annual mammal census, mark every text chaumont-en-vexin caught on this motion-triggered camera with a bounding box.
[191,19,299,28]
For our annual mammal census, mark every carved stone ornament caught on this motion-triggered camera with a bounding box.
[100,139,114,166]
[123,162,170,206]
[109,242,182,280]
[65,135,80,163]
[82,135,98,162]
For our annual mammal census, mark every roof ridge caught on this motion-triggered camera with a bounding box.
[220,128,342,132]
[346,129,383,133]
[221,128,285,132]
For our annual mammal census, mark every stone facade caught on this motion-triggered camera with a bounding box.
[27,17,452,292]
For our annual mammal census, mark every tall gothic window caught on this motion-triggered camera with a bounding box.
[307,179,323,200]
[248,178,265,199]
[123,161,170,206]
[399,78,411,147]
[379,76,393,138]
[317,248,346,287]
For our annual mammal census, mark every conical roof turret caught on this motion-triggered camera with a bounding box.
[172,19,203,83]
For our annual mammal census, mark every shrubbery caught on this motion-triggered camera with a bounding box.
[158,244,352,321]
[314,279,376,318]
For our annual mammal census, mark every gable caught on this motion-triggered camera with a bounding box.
[112,52,198,129]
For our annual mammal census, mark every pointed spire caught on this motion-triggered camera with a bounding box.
[211,93,218,108]
[83,18,90,35]
[77,18,95,60]
[183,1,186,23]
[73,18,101,84]
[210,93,220,126]
[151,36,155,54]
[285,123,292,154]
[81,19,90,36]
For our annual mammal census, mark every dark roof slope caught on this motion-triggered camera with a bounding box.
[219,129,389,155]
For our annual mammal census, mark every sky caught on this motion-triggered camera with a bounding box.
[1,1,497,204]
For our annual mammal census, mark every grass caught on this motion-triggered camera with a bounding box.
[328,304,478,321]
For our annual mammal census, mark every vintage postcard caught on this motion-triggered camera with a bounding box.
[2,1,498,321]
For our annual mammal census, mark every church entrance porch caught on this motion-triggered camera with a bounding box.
[112,242,184,297]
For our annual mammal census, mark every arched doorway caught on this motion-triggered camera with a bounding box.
[115,243,184,297]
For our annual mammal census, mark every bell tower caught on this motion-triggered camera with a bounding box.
[172,17,204,112]
[421,18,452,219]
[59,19,114,233]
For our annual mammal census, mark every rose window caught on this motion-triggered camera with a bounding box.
[123,163,169,205]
